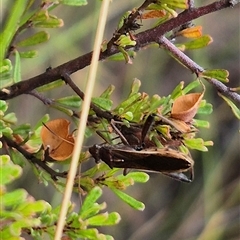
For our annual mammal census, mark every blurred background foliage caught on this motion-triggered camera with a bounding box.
[2,0,239,239]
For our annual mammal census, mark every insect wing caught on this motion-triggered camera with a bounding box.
[110,148,193,173]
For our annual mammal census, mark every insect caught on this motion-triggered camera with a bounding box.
[89,144,194,182]
[89,115,194,182]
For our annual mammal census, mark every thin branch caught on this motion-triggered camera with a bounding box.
[62,73,113,120]
[158,36,240,103]
[0,0,238,104]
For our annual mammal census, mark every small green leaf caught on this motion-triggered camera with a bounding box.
[219,93,240,119]
[121,172,149,183]
[0,59,12,74]
[55,95,82,108]
[160,0,188,9]
[19,50,38,58]
[2,189,28,207]
[3,112,17,124]
[80,187,102,215]
[33,15,64,28]
[111,188,145,211]
[16,31,50,47]
[0,156,22,185]
[197,102,213,115]
[10,149,26,167]
[17,200,49,216]
[182,80,201,95]
[60,0,88,6]
[51,104,74,116]
[178,35,213,50]
[99,85,115,99]
[13,51,21,83]
[183,138,209,151]
[87,212,121,226]
[193,119,210,128]
[0,100,8,112]
[13,123,31,135]
[202,69,229,82]
[37,80,65,92]
[92,97,113,111]
[108,51,136,61]
[79,202,106,220]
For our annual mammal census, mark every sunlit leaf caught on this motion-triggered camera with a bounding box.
[178,26,202,38]
[60,0,88,6]
[201,69,229,82]
[178,35,213,50]
[80,187,102,215]
[111,188,145,211]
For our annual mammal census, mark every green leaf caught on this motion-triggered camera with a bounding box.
[51,104,74,116]
[120,172,149,183]
[0,156,22,185]
[2,189,28,207]
[33,15,64,28]
[0,59,12,74]
[202,69,229,82]
[13,51,21,83]
[0,100,8,112]
[218,93,240,119]
[9,149,26,167]
[183,138,209,151]
[0,0,28,60]
[16,31,50,47]
[160,0,188,9]
[80,187,102,215]
[37,79,65,92]
[55,95,82,108]
[19,50,38,58]
[79,203,106,220]
[3,112,18,124]
[87,212,121,226]
[111,188,145,211]
[13,123,31,135]
[178,35,213,50]
[182,80,201,95]
[108,51,136,61]
[197,102,213,115]
[92,97,113,111]
[99,85,115,99]
[60,0,88,6]
[193,119,210,128]
[16,200,49,216]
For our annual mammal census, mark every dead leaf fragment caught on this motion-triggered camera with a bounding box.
[171,93,204,122]
[40,119,75,161]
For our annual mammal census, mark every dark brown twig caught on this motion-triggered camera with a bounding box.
[1,136,67,180]
[62,73,113,120]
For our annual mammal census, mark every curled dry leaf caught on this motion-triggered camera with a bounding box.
[40,119,75,161]
[171,92,204,122]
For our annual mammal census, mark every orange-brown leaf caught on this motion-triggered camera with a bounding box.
[40,119,74,161]
[141,10,166,19]
[178,26,202,38]
[171,93,204,122]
